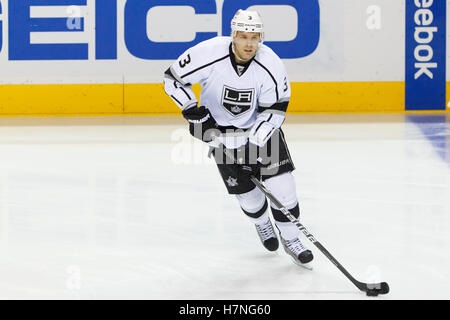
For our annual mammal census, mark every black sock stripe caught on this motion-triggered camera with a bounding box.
[241,199,268,219]
[271,203,299,223]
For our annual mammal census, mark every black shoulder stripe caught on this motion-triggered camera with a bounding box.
[254,59,279,101]
[181,55,230,79]
[257,101,289,113]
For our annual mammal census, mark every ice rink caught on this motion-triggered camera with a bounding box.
[0,113,449,300]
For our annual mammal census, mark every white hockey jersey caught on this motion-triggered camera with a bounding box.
[164,36,291,148]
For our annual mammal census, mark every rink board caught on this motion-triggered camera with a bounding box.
[0,0,449,114]
[0,81,423,115]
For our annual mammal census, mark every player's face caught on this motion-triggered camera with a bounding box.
[233,31,261,63]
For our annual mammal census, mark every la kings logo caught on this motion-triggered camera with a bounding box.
[221,85,254,116]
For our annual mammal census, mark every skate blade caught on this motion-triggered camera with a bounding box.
[291,257,313,270]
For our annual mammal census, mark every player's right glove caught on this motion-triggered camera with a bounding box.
[248,120,277,148]
[182,105,221,143]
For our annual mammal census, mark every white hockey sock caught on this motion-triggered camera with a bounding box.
[274,220,300,241]
[264,172,301,240]
[236,187,270,225]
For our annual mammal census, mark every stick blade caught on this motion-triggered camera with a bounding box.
[365,282,390,296]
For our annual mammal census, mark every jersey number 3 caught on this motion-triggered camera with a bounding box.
[179,54,191,68]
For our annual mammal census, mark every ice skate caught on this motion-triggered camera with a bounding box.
[281,236,314,269]
[255,219,279,251]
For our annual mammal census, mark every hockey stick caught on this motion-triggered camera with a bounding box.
[214,146,389,296]
[249,176,390,296]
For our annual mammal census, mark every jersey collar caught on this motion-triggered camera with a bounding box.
[229,43,254,77]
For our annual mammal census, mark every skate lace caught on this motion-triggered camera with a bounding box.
[255,220,275,241]
[285,238,307,255]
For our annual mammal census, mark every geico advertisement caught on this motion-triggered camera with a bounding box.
[0,0,424,86]
[0,0,323,84]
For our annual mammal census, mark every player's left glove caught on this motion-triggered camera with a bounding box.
[182,105,221,143]
[248,119,277,147]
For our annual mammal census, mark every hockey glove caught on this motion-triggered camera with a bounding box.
[182,105,220,143]
[248,120,277,147]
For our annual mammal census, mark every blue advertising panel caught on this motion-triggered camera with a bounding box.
[2,0,320,61]
[406,0,447,110]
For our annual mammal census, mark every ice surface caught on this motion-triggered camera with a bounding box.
[0,114,449,300]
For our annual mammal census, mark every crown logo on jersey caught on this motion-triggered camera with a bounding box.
[231,106,242,113]
[221,85,254,117]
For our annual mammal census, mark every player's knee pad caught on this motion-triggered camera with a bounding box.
[236,186,267,218]
[264,172,298,208]
[264,172,299,222]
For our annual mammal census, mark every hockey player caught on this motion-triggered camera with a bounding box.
[163,9,313,266]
